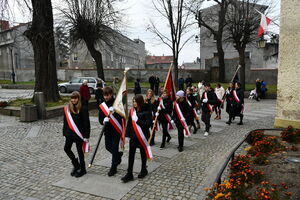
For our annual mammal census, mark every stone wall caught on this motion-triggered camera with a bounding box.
[207,57,278,85]
[275,0,300,128]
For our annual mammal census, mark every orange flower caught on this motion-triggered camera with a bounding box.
[203,187,210,192]
[214,193,224,199]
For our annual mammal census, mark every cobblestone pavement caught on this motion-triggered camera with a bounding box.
[0,98,276,200]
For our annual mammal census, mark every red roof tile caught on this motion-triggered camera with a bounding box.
[146,56,173,65]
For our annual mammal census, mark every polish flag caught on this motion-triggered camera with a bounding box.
[258,12,271,37]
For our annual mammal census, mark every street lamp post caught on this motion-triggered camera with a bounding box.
[195,35,201,69]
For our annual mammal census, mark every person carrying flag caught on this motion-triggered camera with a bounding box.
[145,89,159,146]
[157,89,173,149]
[186,87,200,134]
[232,82,244,125]
[98,86,124,177]
[63,91,90,178]
[173,90,192,152]
[201,83,217,136]
[122,94,152,183]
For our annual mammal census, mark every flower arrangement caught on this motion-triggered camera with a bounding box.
[280,126,300,144]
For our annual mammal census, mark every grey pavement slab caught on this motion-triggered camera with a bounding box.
[25,126,41,138]
[244,112,270,117]
[151,146,179,158]
[210,127,224,133]
[89,116,99,123]
[252,110,275,114]
[95,157,162,173]
[244,116,259,120]
[53,173,138,200]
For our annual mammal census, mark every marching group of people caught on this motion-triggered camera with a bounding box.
[62,79,245,183]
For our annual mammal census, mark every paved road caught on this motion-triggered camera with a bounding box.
[0,99,276,200]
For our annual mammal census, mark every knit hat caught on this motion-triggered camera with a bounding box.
[176,90,185,97]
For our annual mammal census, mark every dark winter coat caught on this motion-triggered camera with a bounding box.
[63,105,91,139]
[201,90,217,113]
[126,104,152,146]
[158,97,173,123]
[173,99,192,130]
[98,98,123,137]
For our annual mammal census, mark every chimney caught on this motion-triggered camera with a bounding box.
[0,20,10,31]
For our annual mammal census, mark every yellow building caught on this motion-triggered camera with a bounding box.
[275,0,300,128]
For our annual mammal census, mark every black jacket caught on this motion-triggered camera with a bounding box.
[187,94,196,108]
[173,100,192,129]
[146,98,159,115]
[158,97,173,123]
[201,90,217,113]
[126,104,152,146]
[63,105,91,139]
[98,98,123,137]
[95,88,104,106]
[235,88,244,105]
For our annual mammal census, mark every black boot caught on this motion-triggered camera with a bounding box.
[226,117,232,125]
[138,169,148,179]
[117,152,123,166]
[238,115,243,125]
[160,143,165,149]
[74,163,87,178]
[71,158,80,176]
[177,146,183,152]
[166,135,171,143]
[193,127,198,134]
[121,173,134,183]
[108,167,117,177]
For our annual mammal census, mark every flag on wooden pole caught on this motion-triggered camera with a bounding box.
[163,64,176,101]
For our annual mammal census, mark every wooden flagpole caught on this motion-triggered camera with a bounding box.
[148,63,173,144]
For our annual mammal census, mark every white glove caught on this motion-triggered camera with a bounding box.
[182,118,186,121]
[203,99,208,103]
[108,107,114,112]
[155,112,159,117]
[152,120,155,123]
[171,120,174,124]
[226,90,230,95]
[83,138,89,143]
[157,106,161,111]
[103,117,110,123]
[132,115,138,122]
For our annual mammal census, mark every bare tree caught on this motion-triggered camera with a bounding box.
[1,0,60,102]
[55,26,70,67]
[225,0,274,90]
[148,0,195,87]
[61,0,120,81]
[189,0,230,83]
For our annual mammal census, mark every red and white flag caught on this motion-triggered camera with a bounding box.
[164,64,176,101]
[258,12,271,37]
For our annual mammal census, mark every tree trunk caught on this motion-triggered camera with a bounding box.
[238,48,246,91]
[24,0,60,102]
[85,40,105,81]
[173,58,178,89]
[216,38,225,83]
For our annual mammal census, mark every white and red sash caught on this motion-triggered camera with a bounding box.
[186,97,199,120]
[99,102,125,146]
[204,92,214,112]
[233,90,240,103]
[64,106,89,153]
[173,102,191,137]
[130,108,153,159]
[158,98,175,130]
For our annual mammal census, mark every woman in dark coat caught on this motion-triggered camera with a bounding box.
[63,91,91,178]
[121,94,152,183]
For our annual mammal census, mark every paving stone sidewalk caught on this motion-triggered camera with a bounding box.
[0,99,276,200]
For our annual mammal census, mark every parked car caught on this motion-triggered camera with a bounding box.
[58,77,105,94]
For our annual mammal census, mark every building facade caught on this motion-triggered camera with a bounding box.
[0,21,34,80]
[69,33,146,70]
[199,4,279,70]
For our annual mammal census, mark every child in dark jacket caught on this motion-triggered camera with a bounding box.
[173,90,192,152]
[121,94,152,183]
[63,91,90,178]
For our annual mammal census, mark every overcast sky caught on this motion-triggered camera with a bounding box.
[10,0,280,64]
